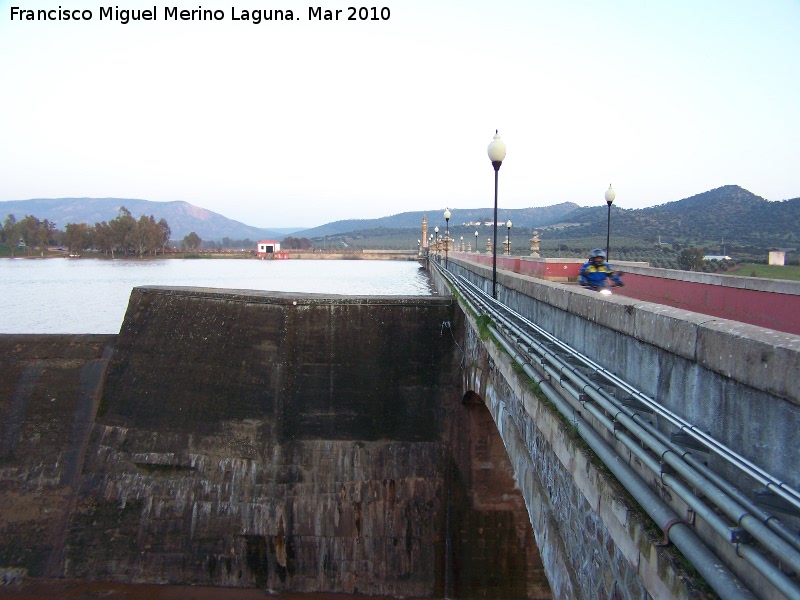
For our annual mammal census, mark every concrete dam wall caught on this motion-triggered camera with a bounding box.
[445,256,799,488]
[434,257,800,600]
[0,286,550,598]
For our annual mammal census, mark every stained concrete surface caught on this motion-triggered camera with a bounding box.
[0,288,551,599]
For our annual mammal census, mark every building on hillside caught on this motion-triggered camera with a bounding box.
[769,251,786,266]
[257,240,281,258]
[703,255,732,261]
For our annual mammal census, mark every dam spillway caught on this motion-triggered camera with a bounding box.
[0,286,550,599]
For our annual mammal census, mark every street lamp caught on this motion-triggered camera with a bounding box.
[487,130,506,298]
[605,184,615,261]
[506,220,512,255]
[460,236,463,252]
[434,226,439,259]
[475,230,479,253]
[444,208,451,268]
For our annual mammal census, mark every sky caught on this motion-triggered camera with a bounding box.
[1,0,798,228]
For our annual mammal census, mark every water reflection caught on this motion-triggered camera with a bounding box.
[0,258,432,334]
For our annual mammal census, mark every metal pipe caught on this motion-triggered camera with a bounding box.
[495,307,800,579]
[575,348,800,510]
[435,264,800,594]
[489,324,758,600]
[459,266,800,518]
[654,430,800,553]
[544,361,800,595]
[559,365,800,578]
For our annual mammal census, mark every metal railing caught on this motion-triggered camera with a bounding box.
[432,260,800,600]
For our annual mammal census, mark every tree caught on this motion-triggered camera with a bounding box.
[134,215,162,257]
[3,214,19,257]
[282,236,312,250]
[17,215,51,253]
[109,206,137,255]
[183,231,202,250]
[93,221,115,257]
[64,223,92,253]
[157,218,171,254]
[677,247,705,271]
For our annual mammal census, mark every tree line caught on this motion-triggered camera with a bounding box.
[1,207,203,257]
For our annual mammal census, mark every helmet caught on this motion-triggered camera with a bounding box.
[590,248,606,259]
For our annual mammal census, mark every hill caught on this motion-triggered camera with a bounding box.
[540,185,800,249]
[0,197,289,242]
[297,186,800,266]
[294,203,579,238]
[2,187,798,263]
[295,186,799,255]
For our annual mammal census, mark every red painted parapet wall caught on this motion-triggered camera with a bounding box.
[611,267,800,335]
[453,252,583,280]
[449,253,800,335]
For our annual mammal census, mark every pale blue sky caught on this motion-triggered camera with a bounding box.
[1,0,798,227]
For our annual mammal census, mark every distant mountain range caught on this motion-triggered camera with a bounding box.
[2,186,798,249]
[0,198,292,241]
[298,202,580,238]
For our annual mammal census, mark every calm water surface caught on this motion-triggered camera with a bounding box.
[0,258,433,334]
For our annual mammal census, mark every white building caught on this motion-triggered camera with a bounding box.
[257,240,281,257]
[769,251,786,266]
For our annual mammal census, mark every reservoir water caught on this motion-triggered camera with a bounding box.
[0,258,433,334]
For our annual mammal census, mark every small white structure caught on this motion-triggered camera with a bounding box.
[257,240,281,257]
[769,251,786,266]
[703,255,732,261]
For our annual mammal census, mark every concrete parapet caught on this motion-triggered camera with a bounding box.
[447,256,800,488]
[451,253,800,334]
[452,256,800,406]
[695,320,800,406]
[632,304,710,360]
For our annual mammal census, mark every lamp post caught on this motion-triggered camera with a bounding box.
[487,131,506,298]
[475,230,479,253]
[506,220,512,255]
[444,208,451,268]
[460,236,463,252]
[434,226,439,259]
[605,184,615,261]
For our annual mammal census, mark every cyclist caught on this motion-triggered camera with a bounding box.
[579,248,623,291]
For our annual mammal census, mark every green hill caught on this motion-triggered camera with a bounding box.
[295,203,580,238]
[308,186,800,266]
[553,185,800,246]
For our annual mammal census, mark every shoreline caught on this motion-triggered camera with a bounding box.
[0,251,420,261]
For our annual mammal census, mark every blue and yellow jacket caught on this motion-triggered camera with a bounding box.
[579,261,622,288]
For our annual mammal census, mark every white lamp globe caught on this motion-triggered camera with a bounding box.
[605,184,616,205]
[487,132,507,163]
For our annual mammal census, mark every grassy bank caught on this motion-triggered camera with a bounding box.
[729,263,800,281]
